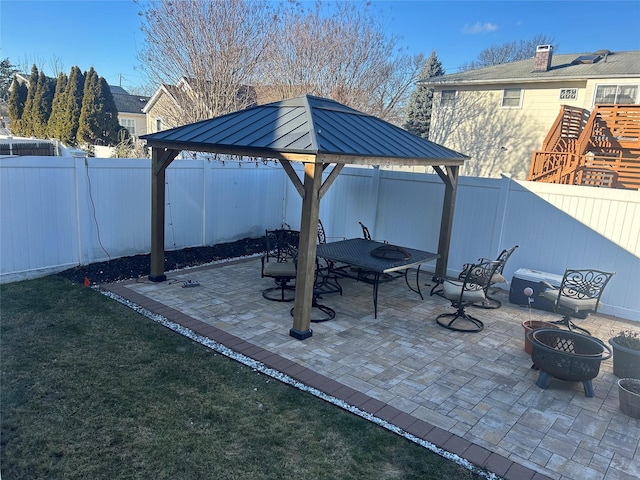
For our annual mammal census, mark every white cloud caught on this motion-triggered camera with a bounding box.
[463,22,498,34]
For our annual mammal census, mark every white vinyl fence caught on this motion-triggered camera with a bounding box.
[2,156,639,322]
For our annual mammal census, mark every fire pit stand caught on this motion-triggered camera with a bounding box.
[527,328,612,397]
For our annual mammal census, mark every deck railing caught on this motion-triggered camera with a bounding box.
[529,104,640,189]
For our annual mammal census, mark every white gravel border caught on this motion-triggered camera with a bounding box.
[101,288,500,480]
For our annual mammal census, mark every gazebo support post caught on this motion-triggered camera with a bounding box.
[433,165,459,281]
[149,147,179,282]
[289,162,322,340]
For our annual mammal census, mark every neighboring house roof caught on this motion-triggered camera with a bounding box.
[422,50,640,86]
[142,82,184,114]
[141,94,468,164]
[12,73,29,87]
[109,86,150,114]
[109,85,129,95]
[142,77,311,115]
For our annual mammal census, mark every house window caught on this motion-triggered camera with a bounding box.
[155,118,162,132]
[440,90,456,106]
[594,84,639,105]
[560,89,577,100]
[120,119,136,136]
[502,88,522,108]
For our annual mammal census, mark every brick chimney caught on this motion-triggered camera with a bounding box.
[534,45,553,72]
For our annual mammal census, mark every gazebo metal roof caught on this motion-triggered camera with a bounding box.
[141,94,467,165]
[141,94,467,340]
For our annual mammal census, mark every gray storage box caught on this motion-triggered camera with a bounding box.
[509,268,563,312]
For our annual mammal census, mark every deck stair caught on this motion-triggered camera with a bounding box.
[529,104,640,189]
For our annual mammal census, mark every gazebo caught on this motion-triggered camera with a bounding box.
[140,95,467,340]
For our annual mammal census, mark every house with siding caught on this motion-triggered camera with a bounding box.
[421,47,640,179]
[109,86,149,140]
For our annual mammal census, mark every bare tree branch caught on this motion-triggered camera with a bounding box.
[138,0,423,127]
[461,34,557,71]
[138,0,277,124]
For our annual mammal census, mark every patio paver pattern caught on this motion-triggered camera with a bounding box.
[103,257,640,480]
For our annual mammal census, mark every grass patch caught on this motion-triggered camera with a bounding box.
[1,276,482,479]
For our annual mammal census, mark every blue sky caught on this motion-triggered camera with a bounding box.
[2,0,639,93]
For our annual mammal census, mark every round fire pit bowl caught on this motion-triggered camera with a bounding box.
[527,328,612,397]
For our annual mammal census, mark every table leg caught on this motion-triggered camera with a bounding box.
[373,273,380,318]
[404,266,424,300]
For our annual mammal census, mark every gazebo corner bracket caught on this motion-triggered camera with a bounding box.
[319,163,344,200]
[280,158,305,198]
[152,148,180,176]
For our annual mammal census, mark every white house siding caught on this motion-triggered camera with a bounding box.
[429,75,639,181]
[430,87,542,179]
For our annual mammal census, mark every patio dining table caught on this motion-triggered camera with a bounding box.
[316,238,440,318]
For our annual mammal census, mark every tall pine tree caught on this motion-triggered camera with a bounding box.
[0,58,19,101]
[20,65,40,136]
[32,71,55,138]
[60,67,85,145]
[77,68,101,145]
[97,76,125,146]
[404,50,445,139]
[8,77,28,135]
[47,72,68,139]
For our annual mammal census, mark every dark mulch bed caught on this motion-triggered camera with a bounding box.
[58,237,265,285]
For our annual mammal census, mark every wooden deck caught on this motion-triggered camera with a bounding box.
[529,104,640,189]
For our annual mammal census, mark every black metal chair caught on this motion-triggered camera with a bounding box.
[358,221,388,243]
[315,219,343,296]
[359,221,372,241]
[434,260,501,332]
[538,268,615,335]
[261,229,299,302]
[468,244,519,309]
[354,221,391,282]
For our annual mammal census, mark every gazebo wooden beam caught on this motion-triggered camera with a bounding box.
[149,147,179,282]
[433,165,459,281]
[289,161,323,340]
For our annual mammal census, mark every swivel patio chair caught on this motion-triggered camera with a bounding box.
[468,244,519,309]
[538,268,615,335]
[434,260,501,332]
[261,229,299,302]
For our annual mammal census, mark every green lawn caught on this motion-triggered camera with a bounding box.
[1,276,482,479]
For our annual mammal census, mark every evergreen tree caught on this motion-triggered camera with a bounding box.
[0,58,19,101]
[8,76,28,135]
[47,72,68,139]
[97,76,125,146]
[20,65,40,136]
[77,67,101,145]
[61,66,85,145]
[32,71,55,138]
[404,50,445,139]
